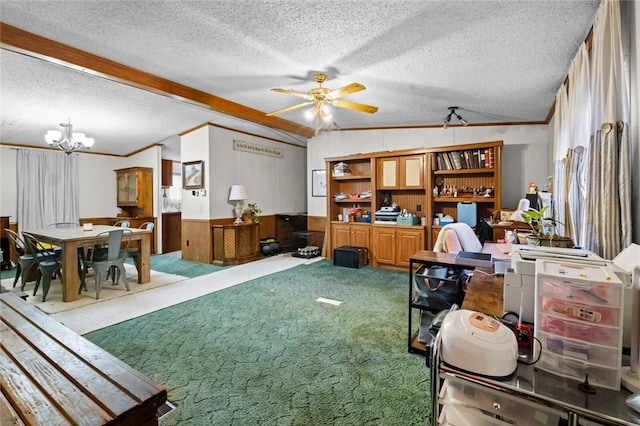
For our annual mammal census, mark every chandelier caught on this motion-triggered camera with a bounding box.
[44,119,95,154]
[442,106,469,129]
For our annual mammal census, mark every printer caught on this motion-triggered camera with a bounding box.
[374,205,401,224]
[504,245,633,346]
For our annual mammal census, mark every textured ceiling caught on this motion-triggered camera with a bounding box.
[0,0,600,157]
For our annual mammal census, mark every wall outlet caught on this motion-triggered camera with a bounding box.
[416,204,422,211]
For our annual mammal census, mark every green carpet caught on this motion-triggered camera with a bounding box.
[85,260,431,425]
[133,251,228,278]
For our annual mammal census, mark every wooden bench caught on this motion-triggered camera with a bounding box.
[0,293,167,425]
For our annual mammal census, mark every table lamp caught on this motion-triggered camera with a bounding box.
[229,185,248,225]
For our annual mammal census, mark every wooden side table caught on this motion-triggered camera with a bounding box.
[212,223,261,266]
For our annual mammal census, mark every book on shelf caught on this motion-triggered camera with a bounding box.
[486,147,495,168]
[442,153,453,170]
[451,151,462,169]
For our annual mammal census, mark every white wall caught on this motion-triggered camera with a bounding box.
[181,126,210,220]
[180,125,307,221]
[0,147,18,220]
[1,144,164,246]
[307,124,550,217]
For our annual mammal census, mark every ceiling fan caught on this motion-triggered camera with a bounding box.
[266,73,379,120]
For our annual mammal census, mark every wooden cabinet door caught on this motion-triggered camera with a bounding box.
[161,160,173,187]
[126,172,138,203]
[116,172,126,204]
[377,158,399,189]
[332,223,351,249]
[400,155,424,189]
[373,227,396,266]
[350,225,370,251]
[396,228,425,268]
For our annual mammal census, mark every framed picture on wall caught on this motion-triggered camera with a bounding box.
[182,160,204,189]
[312,169,326,197]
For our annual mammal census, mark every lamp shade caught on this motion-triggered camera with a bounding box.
[229,184,248,201]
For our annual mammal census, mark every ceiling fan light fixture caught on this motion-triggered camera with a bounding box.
[304,107,316,121]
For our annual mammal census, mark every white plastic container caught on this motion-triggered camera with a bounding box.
[534,259,624,390]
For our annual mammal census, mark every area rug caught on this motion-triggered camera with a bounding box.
[0,263,188,314]
[45,253,321,335]
[85,259,431,425]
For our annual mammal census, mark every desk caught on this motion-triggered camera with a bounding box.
[24,225,151,302]
[1,292,166,425]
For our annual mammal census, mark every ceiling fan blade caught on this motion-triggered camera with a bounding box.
[266,101,315,116]
[331,99,378,114]
[328,83,366,99]
[271,88,314,100]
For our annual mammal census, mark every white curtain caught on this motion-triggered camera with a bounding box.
[553,83,569,238]
[553,0,631,258]
[583,0,631,259]
[17,149,80,233]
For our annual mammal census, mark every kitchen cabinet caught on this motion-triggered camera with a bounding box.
[372,225,424,268]
[161,160,174,187]
[115,167,153,218]
[377,155,424,190]
[162,212,182,253]
[331,223,370,260]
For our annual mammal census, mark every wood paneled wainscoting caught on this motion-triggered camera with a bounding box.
[182,219,212,263]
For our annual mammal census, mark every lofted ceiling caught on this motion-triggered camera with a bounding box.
[0,1,600,159]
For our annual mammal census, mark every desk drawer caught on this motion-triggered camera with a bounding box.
[439,376,565,425]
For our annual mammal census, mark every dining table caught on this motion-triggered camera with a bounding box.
[24,225,152,302]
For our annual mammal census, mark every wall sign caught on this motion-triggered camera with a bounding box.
[233,139,283,158]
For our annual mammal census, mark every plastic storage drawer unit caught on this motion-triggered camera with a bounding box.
[534,259,623,390]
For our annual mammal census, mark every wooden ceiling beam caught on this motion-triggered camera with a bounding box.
[0,23,315,138]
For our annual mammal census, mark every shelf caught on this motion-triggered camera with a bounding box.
[434,197,495,203]
[332,199,372,203]
[409,332,428,354]
[434,168,495,175]
[331,175,371,181]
